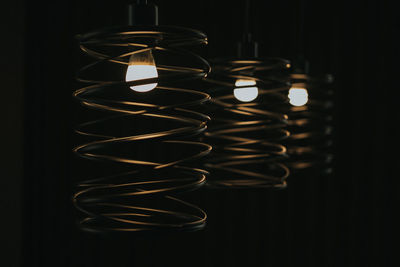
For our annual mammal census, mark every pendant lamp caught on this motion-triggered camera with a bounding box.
[72,0,211,233]
[284,0,335,175]
[203,0,291,188]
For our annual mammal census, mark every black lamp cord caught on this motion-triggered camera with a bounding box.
[244,0,250,40]
[236,0,258,58]
[135,0,148,4]
[296,0,307,65]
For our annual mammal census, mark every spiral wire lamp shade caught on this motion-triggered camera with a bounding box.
[203,58,291,188]
[284,0,335,175]
[72,3,211,233]
[284,73,334,174]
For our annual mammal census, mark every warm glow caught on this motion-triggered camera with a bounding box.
[288,87,309,106]
[233,79,259,102]
[125,50,158,92]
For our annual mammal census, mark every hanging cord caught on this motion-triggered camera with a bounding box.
[244,0,250,39]
[296,0,306,59]
[237,0,258,58]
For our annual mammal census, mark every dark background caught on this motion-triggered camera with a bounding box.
[2,0,396,266]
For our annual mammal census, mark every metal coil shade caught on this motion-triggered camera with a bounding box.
[284,73,334,175]
[73,25,211,233]
[203,58,291,189]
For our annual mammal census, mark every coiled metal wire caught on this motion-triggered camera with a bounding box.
[72,25,211,233]
[284,73,334,175]
[202,58,291,188]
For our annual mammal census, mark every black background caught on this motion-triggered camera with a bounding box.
[2,0,397,266]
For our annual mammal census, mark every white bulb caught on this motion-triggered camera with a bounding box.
[233,79,259,102]
[125,50,158,92]
[288,87,309,106]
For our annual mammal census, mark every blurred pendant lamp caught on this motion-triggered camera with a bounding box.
[284,0,335,175]
[203,0,291,188]
[72,0,212,233]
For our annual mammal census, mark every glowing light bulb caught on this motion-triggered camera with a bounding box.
[233,79,259,102]
[125,50,158,92]
[288,86,309,106]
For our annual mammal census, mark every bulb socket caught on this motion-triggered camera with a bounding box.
[128,1,158,26]
[292,56,310,74]
[236,33,259,58]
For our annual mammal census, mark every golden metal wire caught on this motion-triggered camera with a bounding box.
[73,25,211,233]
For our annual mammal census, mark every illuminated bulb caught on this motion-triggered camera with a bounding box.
[233,79,259,102]
[125,50,158,92]
[288,87,309,106]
